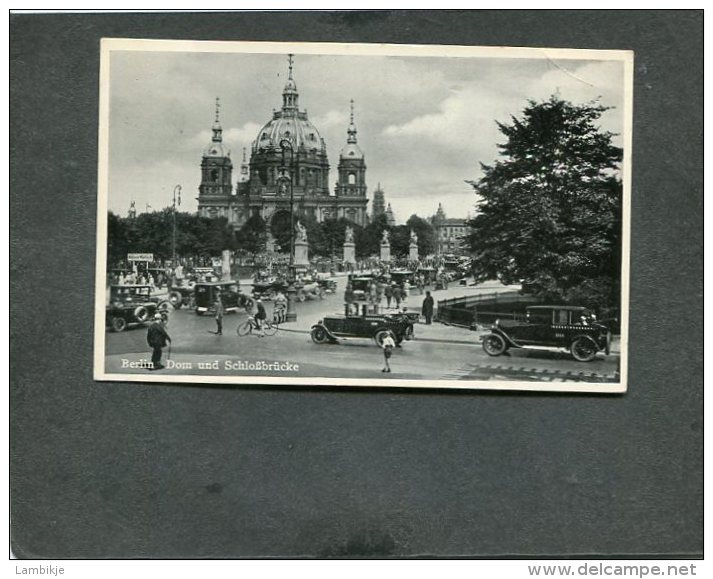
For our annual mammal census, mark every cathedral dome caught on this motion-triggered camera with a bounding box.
[254,112,325,153]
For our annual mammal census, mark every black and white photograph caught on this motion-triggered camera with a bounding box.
[94,39,633,392]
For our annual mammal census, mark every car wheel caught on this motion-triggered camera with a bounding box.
[133,306,149,322]
[297,290,306,303]
[482,333,507,356]
[169,291,183,308]
[111,316,127,332]
[570,336,598,362]
[403,324,414,341]
[195,309,204,316]
[157,300,172,313]
[311,326,329,344]
[374,329,394,347]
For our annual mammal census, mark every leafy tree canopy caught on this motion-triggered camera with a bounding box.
[465,96,623,316]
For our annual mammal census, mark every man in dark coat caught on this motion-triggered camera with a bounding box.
[422,291,435,325]
[147,313,171,370]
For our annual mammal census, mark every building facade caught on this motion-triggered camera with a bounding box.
[431,203,468,255]
[197,56,369,233]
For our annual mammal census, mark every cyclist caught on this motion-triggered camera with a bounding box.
[254,298,267,337]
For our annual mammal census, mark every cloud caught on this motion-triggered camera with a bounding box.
[106,52,627,223]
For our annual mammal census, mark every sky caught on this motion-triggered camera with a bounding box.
[106,48,626,223]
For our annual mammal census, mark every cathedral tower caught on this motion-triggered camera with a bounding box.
[336,100,367,197]
[197,98,233,218]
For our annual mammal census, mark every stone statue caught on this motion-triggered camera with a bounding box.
[345,225,354,244]
[381,229,390,244]
[296,220,308,242]
[410,229,418,244]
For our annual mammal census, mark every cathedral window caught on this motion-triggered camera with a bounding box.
[211,169,219,182]
[348,173,356,185]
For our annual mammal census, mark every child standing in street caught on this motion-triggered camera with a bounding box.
[381,333,395,373]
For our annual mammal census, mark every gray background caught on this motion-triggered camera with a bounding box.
[10,11,703,558]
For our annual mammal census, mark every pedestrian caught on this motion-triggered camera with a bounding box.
[273,290,287,324]
[344,283,354,315]
[393,284,402,309]
[403,280,411,307]
[214,292,224,335]
[381,332,395,373]
[369,281,378,313]
[376,281,384,311]
[254,298,267,337]
[422,290,434,325]
[384,283,393,309]
[146,313,171,370]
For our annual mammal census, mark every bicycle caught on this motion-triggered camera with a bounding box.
[237,315,278,337]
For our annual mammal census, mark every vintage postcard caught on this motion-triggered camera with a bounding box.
[94,39,632,392]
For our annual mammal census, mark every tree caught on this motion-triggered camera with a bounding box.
[235,214,267,255]
[465,96,623,317]
[390,225,411,257]
[357,213,390,258]
[406,214,436,256]
[106,209,237,264]
[319,218,358,259]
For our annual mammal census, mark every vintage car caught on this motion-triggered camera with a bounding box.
[167,280,196,309]
[106,285,171,332]
[293,278,324,301]
[389,269,416,287]
[194,280,253,315]
[252,279,289,301]
[348,275,376,301]
[316,277,337,294]
[311,311,415,346]
[480,305,612,362]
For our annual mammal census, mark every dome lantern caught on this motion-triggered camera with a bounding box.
[282,53,299,114]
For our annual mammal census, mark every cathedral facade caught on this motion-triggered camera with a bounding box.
[197,56,370,234]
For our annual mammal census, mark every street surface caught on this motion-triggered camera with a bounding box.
[104,276,620,383]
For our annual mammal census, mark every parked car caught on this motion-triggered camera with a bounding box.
[480,305,612,362]
[311,311,415,346]
[194,281,253,315]
[106,285,171,332]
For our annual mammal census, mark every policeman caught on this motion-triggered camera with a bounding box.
[214,290,224,335]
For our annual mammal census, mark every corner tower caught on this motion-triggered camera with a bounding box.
[333,100,368,225]
[198,97,233,218]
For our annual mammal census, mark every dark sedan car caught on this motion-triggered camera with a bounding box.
[480,305,612,362]
[194,281,253,315]
[106,285,171,332]
[311,311,414,347]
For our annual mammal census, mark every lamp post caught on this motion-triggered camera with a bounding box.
[172,184,181,267]
[279,139,297,322]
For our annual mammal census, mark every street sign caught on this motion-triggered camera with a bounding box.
[127,253,154,262]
